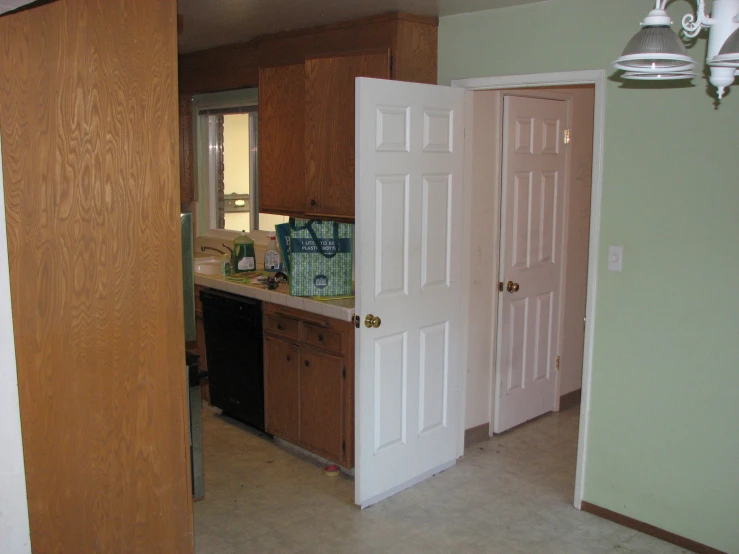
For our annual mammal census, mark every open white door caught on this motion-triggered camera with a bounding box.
[494,95,567,433]
[355,78,465,508]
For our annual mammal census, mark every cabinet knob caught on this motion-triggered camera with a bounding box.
[277,323,284,331]
[304,359,310,367]
[286,355,291,362]
[318,334,324,342]
[310,199,317,207]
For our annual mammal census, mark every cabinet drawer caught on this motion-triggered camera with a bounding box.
[302,322,342,353]
[265,313,299,339]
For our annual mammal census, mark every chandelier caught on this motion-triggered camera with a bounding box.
[613,0,739,101]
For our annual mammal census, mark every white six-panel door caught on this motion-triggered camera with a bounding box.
[494,95,568,434]
[355,78,465,508]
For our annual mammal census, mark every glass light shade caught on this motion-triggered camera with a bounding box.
[613,26,696,73]
[710,26,739,67]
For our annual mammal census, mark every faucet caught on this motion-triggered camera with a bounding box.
[200,246,225,255]
[221,243,234,256]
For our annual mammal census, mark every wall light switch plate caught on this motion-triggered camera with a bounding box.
[608,246,623,272]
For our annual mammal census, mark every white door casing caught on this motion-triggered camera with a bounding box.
[494,95,568,434]
[355,77,465,508]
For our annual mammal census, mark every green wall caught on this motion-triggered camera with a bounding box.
[439,1,739,552]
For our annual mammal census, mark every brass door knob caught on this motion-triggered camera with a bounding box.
[364,314,382,328]
[506,281,520,293]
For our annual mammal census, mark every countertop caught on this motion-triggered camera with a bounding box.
[194,273,355,322]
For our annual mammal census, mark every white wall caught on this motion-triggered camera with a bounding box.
[0,135,31,553]
[463,86,594,430]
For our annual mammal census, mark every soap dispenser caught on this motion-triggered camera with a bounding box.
[232,230,256,272]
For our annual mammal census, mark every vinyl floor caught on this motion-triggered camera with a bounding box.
[194,405,693,553]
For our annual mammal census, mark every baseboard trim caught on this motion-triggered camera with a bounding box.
[559,388,581,410]
[580,501,727,554]
[464,423,490,449]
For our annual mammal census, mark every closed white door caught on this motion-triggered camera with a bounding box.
[355,77,465,508]
[494,95,567,434]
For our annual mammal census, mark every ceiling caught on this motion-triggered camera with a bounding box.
[0,0,37,15]
[177,0,548,54]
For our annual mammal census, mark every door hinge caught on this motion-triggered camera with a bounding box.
[342,366,346,379]
[563,129,571,144]
[555,355,560,371]
[342,440,346,453]
[498,281,504,292]
[353,314,360,328]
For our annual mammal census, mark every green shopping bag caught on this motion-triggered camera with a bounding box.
[288,219,353,297]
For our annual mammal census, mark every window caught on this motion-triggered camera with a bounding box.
[193,89,288,239]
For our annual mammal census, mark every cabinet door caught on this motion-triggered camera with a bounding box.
[299,350,344,463]
[264,337,301,444]
[305,50,390,220]
[259,64,305,215]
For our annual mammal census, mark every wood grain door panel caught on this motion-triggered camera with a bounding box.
[305,50,390,220]
[0,1,194,551]
[258,63,306,215]
[299,350,344,463]
[264,337,300,444]
[179,93,195,204]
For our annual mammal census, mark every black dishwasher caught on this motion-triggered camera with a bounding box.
[200,289,265,431]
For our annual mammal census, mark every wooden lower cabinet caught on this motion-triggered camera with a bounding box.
[299,350,344,463]
[263,302,354,468]
[264,337,300,445]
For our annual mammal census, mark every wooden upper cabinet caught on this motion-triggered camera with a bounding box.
[305,51,390,221]
[258,64,306,215]
[240,14,436,222]
[179,93,195,204]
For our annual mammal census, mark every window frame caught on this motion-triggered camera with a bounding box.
[192,88,269,241]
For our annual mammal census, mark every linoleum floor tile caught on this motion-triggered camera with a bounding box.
[194,404,693,554]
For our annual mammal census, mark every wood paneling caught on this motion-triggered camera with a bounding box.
[257,19,396,70]
[179,40,260,95]
[394,20,438,84]
[258,64,305,215]
[0,1,193,552]
[178,12,438,95]
[305,50,390,220]
[179,94,195,204]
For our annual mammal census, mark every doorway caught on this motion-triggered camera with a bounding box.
[455,70,605,509]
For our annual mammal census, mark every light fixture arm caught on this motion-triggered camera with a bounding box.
[681,0,716,38]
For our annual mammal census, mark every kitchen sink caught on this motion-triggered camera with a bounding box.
[194,256,222,275]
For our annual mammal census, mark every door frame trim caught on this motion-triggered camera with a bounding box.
[451,69,606,510]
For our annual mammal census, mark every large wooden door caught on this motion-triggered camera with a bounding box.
[0,1,194,552]
[494,95,568,433]
[355,77,465,508]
